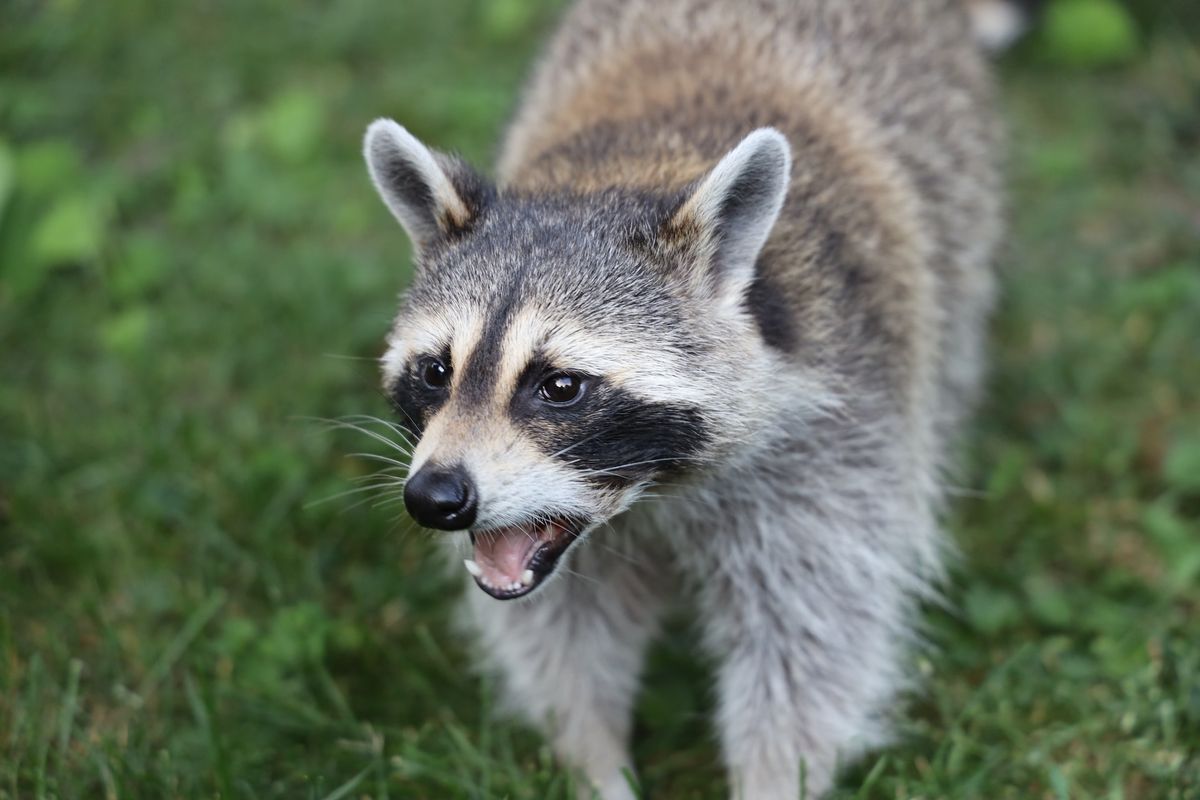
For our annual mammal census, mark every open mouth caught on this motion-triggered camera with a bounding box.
[464,518,583,600]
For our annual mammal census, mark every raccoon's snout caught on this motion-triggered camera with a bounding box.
[404,464,478,530]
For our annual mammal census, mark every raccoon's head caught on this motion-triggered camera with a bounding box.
[362,118,793,600]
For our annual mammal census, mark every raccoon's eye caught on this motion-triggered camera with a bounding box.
[538,372,585,406]
[418,356,451,389]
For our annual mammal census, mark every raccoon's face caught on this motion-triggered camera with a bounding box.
[362,119,791,600]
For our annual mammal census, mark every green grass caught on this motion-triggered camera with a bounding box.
[1,1,1198,797]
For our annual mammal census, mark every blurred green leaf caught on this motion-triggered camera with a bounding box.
[1025,574,1073,628]
[964,584,1022,634]
[213,617,261,671]
[1047,765,1071,800]
[1143,501,1200,591]
[16,140,85,199]
[1025,138,1090,183]
[260,88,325,164]
[100,306,151,355]
[985,445,1029,497]
[2,189,107,299]
[171,166,211,225]
[482,0,539,42]
[1041,0,1139,68]
[109,232,169,300]
[328,618,365,655]
[1163,435,1200,492]
[30,192,107,268]
[1143,501,1188,547]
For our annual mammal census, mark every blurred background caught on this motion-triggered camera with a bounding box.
[1,0,1197,797]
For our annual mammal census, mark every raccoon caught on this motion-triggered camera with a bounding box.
[361,0,1007,796]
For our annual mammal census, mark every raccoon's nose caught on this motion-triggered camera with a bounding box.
[404,464,478,530]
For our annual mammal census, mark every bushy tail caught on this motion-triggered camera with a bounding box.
[966,0,1044,51]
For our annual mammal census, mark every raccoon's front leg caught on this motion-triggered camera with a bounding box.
[694,499,922,800]
[463,537,668,800]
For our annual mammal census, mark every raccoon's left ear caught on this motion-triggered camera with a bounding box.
[363,118,492,252]
[664,128,791,305]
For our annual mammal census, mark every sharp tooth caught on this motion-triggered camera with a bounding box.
[520,569,534,586]
[463,559,482,577]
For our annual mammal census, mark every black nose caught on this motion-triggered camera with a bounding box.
[403,464,477,530]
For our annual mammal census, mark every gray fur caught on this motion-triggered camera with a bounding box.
[363,0,1002,797]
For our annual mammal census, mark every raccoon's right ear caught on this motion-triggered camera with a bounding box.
[663,128,791,307]
[363,119,492,252]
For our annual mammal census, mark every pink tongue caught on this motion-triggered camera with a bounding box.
[473,526,542,585]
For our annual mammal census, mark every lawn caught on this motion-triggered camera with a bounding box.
[1,1,1198,798]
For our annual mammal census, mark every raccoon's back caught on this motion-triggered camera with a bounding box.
[501,0,996,188]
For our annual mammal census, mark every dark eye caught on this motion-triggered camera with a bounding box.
[538,372,585,405]
[418,357,451,389]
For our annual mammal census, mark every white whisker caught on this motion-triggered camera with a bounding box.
[347,451,411,469]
